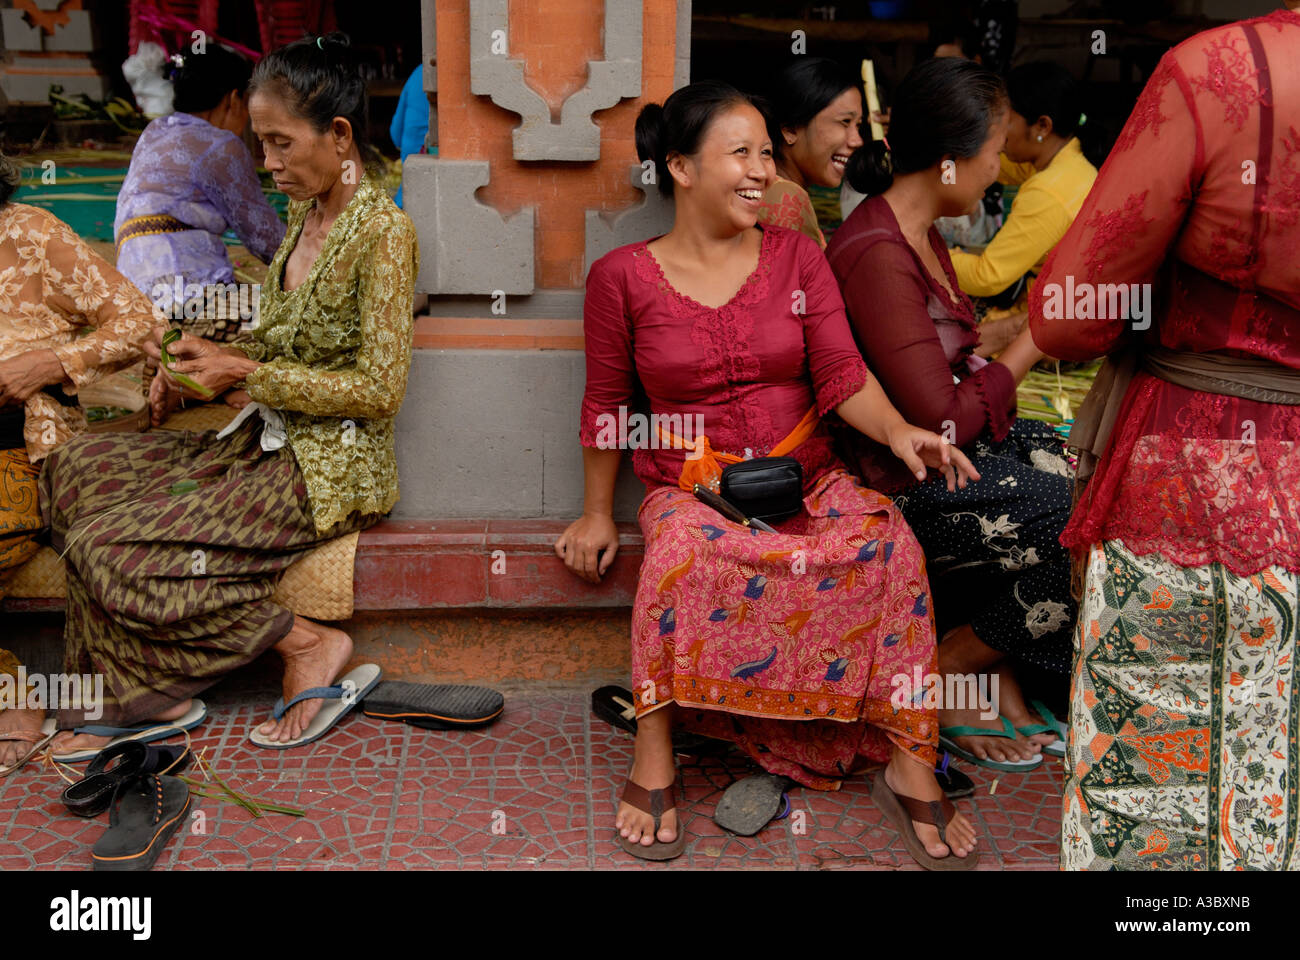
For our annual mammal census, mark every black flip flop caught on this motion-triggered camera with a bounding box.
[591,685,733,756]
[714,773,793,836]
[361,681,505,730]
[935,752,974,799]
[62,741,190,818]
[591,684,640,735]
[91,773,192,872]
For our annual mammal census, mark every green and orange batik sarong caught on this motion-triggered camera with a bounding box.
[1062,540,1300,870]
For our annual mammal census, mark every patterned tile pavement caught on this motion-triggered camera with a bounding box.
[0,679,1063,871]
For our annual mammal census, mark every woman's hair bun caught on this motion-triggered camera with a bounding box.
[634,102,666,170]
[163,43,254,114]
[845,139,892,197]
[315,31,352,55]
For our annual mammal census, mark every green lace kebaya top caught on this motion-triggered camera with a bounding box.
[236,174,419,534]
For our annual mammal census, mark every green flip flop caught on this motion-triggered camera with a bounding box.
[1018,700,1067,757]
[939,715,1043,773]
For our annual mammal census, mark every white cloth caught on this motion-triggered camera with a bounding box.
[215,401,287,452]
[122,42,175,117]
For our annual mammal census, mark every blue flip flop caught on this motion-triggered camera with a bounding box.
[52,700,208,764]
[248,664,382,749]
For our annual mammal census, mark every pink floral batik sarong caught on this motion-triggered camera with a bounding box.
[633,469,939,790]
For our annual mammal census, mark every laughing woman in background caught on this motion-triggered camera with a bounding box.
[757,58,864,249]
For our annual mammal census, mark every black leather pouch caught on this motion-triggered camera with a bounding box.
[719,456,803,524]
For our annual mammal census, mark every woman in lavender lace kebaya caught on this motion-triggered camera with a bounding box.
[114,44,285,420]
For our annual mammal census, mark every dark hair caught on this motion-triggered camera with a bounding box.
[166,44,253,114]
[249,32,374,162]
[1006,61,1109,167]
[767,58,861,165]
[0,152,18,207]
[635,80,768,197]
[928,21,982,60]
[846,57,1006,196]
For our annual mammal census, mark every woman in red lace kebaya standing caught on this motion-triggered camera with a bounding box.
[1031,4,1300,870]
[556,81,982,868]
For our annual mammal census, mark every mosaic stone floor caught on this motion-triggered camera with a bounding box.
[0,681,1063,871]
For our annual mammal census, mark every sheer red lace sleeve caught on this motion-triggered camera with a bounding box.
[1029,53,1200,360]
[834,219,1015,445]
[1029,10,1300,575]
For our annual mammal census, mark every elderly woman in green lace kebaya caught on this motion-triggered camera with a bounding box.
[44,32,418,759]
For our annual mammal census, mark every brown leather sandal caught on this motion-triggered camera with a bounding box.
[870,771,980,871]
[618,779,686,861]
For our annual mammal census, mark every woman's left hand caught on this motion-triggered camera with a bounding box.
[0,349,66,407]
[142,330,258,400]
[886,423,981,491]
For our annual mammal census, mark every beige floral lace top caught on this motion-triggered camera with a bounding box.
[237,174,419,534]
[0,203,158,462]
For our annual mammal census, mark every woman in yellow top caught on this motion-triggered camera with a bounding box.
[43,34,418,758]
[758,58,864,249]
[949,62,1099,302]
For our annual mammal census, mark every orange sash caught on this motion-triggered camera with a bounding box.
[658,406,819,493]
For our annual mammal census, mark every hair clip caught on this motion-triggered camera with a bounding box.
[1078,112,1087,127]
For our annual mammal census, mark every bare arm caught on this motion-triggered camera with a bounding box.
[835,374,981,490]
[993,326,1045,384]
[554,447,623,583]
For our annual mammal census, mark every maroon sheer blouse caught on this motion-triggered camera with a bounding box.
[825,193,1018,492]
[1029,10,1300,575]
[580,225,869,493]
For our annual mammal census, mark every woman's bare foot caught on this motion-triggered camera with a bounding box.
[224,389,252,409]
[255,616,353,744]
[51,698,194,755]
[885,746,978,859]
[938,625,1041,763]
[615,706,678,847]
[0,706,47,768]
[940,705,1042,763]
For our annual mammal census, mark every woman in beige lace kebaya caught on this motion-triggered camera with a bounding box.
[0,151,160,773]
[43,34,418,757]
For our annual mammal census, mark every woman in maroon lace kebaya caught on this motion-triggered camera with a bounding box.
[1032,5,1300,870]
[829,59,1075,778]
[556,81,982,867]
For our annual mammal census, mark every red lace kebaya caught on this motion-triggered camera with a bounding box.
[1029,9,1300,576]
[580,225,868,492]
